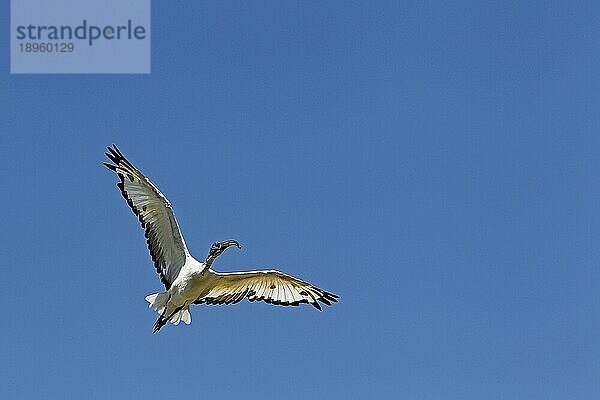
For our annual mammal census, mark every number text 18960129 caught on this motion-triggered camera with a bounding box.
[19,42,74,53]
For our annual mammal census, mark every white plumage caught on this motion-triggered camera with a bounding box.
[104,145,338,333]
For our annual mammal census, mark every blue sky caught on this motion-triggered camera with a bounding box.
[2,1,600,399]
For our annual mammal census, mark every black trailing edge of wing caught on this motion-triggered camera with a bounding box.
[194,286,338,311]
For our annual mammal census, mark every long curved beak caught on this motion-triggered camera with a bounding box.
[223,239,241,249]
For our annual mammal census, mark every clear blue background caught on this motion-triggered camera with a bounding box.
[2,2,600,399]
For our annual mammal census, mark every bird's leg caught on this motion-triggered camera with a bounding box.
[152,293,173,333]
[153,315,168,333]
[153,304,186,333]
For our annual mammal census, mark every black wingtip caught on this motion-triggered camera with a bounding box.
[103,162,117,171]
[320,297,332,306]
[106,144,120,158]
[324,292,339,302]
[111,144,124,157]
[105,145,135,170]
[105,152,119,165]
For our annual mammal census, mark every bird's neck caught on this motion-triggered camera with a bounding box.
[204,255,217,269]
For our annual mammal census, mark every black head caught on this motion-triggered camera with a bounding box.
[206,239,241,264]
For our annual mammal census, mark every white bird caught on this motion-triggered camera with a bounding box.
[104,145,338,333]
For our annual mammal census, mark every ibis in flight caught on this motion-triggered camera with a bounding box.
[104,145,338,333]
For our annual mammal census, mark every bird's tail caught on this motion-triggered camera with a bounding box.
[145,292,170,315]
[146,292,191,333]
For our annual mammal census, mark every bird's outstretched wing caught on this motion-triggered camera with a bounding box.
[104,145,189,289]
[195,270,338,310]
